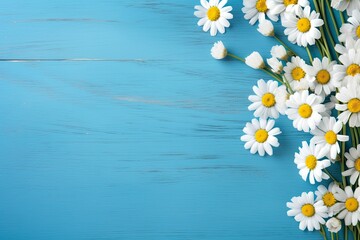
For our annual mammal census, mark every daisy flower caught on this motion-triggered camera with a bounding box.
[194,0,233,36]
[294,141,331,184]
[267,0,309,18]
[285,90,325,132]
[267,57,283,74]
[242,0,278,25]
[334,186,360,226]
[210,41,227,60]
[282,6,324,47]
[338,10,360,42]
[245,51,265,69]
[248,79,288,119]
[307,57,339,97]
[336,80,360,127]
[310,117,349,160]
[335,37,360,56]
[240,118,281,156]
[270,45,289,60]
[333,49,360,86]
[315,182,340,217]
[342,145,360,185]
[331,0,360,16]
[284,56,310,91]
[287,192,328,231]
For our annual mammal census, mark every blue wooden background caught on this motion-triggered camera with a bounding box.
[0,1,325,239]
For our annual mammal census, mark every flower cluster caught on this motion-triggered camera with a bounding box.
[194,0,360,238]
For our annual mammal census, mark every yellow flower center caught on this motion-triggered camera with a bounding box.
[345,197,359,212]
[291,67,306,81]
[301,204,315,217]
[348,98,360,113]
[346,64,360,76]
[325,131,337,145]
[298,104,313,118]
[284,0,298,6]
[297,18,311,33]
[255,129,269,143]
[323,192,336,207]
[356,26,360,39]
[207,6,220,21]
[355,158,360,171]
[262,93,276,107]
[256,0,268,12]
[305,155,317,170]
[316,69,331,84]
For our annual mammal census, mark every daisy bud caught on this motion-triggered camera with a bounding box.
[326,218,341,233]
[245,51,265,69]
[270,45,289,61]
[257,19,274,37]
[267,57,283,74]
[210,41,227,60]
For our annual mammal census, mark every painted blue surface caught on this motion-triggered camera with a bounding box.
[0,1,326,239]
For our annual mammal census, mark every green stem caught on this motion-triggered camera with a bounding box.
[319,0,336,59]
[324,169,342,186]
[305,47,313,63]
[325,0,340,36]
[340,11,345,24]
[320,225,328,240]
[316,41,325,57]
[227,53,245,63]
[341,125,347,187]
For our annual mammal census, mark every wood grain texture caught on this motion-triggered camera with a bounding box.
[0,1,322,239]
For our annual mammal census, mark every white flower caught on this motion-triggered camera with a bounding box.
[267,0,309,17]
[342,145,360,185]
[240,118,281,156]
[326,218,342,233]
[336,81,360,127]
[307,57,339,97]
[331,0,360,16]
[339,10,360,42]
[282,6,324,47]
[285,90,325,132]
[267,57,283,73]
[270,45,289,60]
[245,51,265,69]
[194,0,233,36]
[334,186,360,226]
[315,183,340,217]
[211,41,227,59]
[310,117,349,160]
[335,37,360,56]
[294,141,331,184]
[284,56,310,91]
[242,0,278,25]
[287,192,328,231]
[333,49,360,86]
[257,19,274,36]
[248,79,288,119]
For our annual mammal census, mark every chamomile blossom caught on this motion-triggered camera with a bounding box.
[245,51,265,69]
[287,192,328,231]
[248,79,287,119]
[267,57,283,73]
[270,45,289,60]
[307,57,338,97]
[285,90,325,132]
[335,37,360,56]
[211,41,227,59]
[194,0,233,36]
[331,0,360,17]
[284,56,310,91]
[339,10,360,42]
[333,49,360,86]
[240,118,281,156]
[326,218,342,233]
[267,0,309,18]
[336,80,360,127]
[282,6,324,47]
[310,117,349,160]
[334,186,360,226]
[342,145,360,185]
[294,141,331,184]
[242,0,278,25]
[315,183,340,217]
